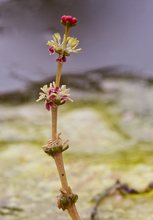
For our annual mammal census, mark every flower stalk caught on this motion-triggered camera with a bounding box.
[51,107,57,140]
[52,23,80,220]
[37,15,81,219]
[51,25,70,141]
[55,25,70,86]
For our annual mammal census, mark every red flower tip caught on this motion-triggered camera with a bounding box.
[56,55,66,63]
[45,102,52,111]
[62,55,66,62]
[61,15,78,26]
[48,46,55,55]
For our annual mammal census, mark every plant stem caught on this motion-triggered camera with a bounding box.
[55,63,63,87]
[55,25,70,87]
[68,204,81,220]
[51,107,57,140]
[52,25,70,141]
[54,153,69,191]
[51,25,81,220]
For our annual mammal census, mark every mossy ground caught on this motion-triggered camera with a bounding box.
[0,78,153,220]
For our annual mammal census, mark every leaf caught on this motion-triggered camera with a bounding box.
[47,41,52,46]
[67,37,79,48]
[54,33,61,44]
[72,48,82,53]
[61,85,66,90]
[36,95,45,102]
[52,34,56,42]
[40,85,48,93]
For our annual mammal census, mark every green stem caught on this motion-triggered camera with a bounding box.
[51,25,81,220]
[55,25,70,87]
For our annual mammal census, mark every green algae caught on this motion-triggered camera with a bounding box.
[63,100,131,139]
[0,144,153,220]
[64,146,153,169]
[0,77,153,219]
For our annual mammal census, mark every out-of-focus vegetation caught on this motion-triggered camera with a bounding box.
[0,73,153,220]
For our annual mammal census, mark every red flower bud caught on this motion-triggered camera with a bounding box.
[66,15,73,22]
[61,15,78,26]
[62,55,66,62]
[56,56,63,63]
[71,17,77,25]
[56,55,66,63]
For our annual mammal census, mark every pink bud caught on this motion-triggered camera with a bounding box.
[48,94,56,100]
[61,15,66,23]
[62,55,66,62]
[55,87,60,92]
[71,17,77,25]
[56,55,66,63]
[65,15,73,22]
[45,102,51,111]
[61,15,78,26]
[48,46,55,55]
[56,56,63,63]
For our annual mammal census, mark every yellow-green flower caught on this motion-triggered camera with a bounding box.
[47,32,81,62]
[36,82,73,111]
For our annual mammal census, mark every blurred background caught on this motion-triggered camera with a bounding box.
[0,0,153,219]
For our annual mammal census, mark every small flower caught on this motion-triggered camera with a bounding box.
[47,33,62,53]
[36,82,73,111]
[47,33,81,60]
[61,15,78,26]
[65,37,81,54]
[48,46,55,55]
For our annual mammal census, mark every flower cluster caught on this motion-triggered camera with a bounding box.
[37,82,73,111]
[47,15,81,63]
[61,15,78,26]
[47,33,81,63]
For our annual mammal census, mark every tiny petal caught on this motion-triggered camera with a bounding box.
[56,56,63,63]
[56,55,67,63]
[55,87,60,92]
[61,95,69,101]
[48,46,55,55]
[37,82,72,110]
[48,94,56,100]
[40,85,48,93]
[45,102,51,111]
[62,55,66,62]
